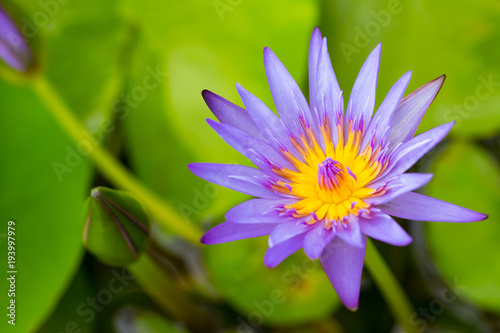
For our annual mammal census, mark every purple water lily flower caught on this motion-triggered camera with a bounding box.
[0,3,33,72]
[189,27,487,310]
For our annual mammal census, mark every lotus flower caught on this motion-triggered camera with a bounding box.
[189,27,487,310]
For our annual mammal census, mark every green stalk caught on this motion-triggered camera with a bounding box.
[32,76,202,245]
[365,239,417,333]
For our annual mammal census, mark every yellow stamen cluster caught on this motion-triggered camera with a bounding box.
[272,118,388,228]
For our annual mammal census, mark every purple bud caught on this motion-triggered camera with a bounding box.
[0,3,34,72]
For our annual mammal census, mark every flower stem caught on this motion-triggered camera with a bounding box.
[365,239,417,333]
[32,76,202,245]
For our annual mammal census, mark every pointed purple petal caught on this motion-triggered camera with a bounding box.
[264,233,306,268]
[367,173,433,205]
[388,75,446,147]
[202,90,264,140]
[360,214,412,246]
[336,215,364,248]
[303,222,335,260]
[315,37,342,117]
[320,237,366,310]
[263,47,315,135]
[361,71,412,149]
[382,122,454,179]
[379,192,488,222]
[308,27,323,112]
[207,119,294,171]
[346,44,381,126]
[188,163,279,198]
[225,198,298,224]
[236,83,298,156]
[316,38,341,100]
[313,38,343,148]
[268,221,311,247]
[201,222,276,244]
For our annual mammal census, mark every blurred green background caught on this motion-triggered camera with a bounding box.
[0,0,499,332]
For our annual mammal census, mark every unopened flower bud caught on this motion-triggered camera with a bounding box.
[83,186,150,267]
[0,3,34,72]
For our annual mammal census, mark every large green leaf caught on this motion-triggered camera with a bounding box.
[0,78,91,332]
[204,237,340,326]
[426,142,500,313]
[321,0,500,138]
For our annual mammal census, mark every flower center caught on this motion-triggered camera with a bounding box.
[278,154,373,227]
[317,158,356,204]
[270,114,390,228]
